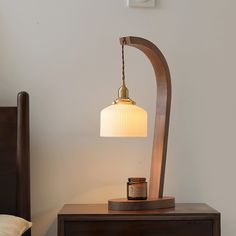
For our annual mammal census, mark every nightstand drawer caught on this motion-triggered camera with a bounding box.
[64,220,213,236]
[58,204,220,236]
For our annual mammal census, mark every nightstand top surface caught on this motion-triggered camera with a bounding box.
[58,203,219,216]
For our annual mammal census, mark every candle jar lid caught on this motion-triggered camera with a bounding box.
[128,177,146,183]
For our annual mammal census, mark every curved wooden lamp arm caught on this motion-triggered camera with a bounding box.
[120,36,172,199]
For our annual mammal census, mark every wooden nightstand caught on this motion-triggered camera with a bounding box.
[58,203,220,236]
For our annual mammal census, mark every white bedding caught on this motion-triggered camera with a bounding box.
[0,215,32,236]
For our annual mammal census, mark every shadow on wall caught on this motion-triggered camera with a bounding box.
[32,207,59,236]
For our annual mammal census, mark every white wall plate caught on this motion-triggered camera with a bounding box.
[127,0,155,8]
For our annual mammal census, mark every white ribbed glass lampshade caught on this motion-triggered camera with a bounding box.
[100,103,147,137]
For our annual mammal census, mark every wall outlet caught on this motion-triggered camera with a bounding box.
[127,0,155,8]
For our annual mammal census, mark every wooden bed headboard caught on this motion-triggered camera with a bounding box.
[0,92,31,232]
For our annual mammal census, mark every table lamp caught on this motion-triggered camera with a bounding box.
[100,36,175,211]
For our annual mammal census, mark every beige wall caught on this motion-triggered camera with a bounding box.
[0,0,235,235]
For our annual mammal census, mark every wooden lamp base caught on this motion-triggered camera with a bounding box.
[108,197,175,211]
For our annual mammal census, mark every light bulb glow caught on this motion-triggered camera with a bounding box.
[100,103,147,137]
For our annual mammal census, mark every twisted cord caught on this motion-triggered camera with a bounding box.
[121,39,125,85]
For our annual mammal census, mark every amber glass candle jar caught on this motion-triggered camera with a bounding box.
[127,177,147,200]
